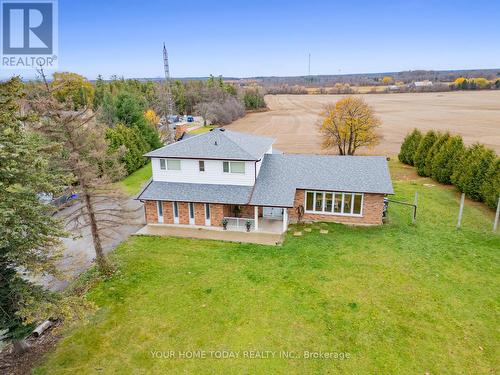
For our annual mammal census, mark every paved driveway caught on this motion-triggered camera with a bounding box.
[37,197,145,291]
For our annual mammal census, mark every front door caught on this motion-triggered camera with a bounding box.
[188,202,195,225]
[263,207,283,219]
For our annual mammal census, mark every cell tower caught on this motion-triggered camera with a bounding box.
[163,43,174,117]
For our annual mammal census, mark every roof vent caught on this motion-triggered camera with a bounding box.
[219,128,225,132]
[214,141,218,146]
[209,128,214,131]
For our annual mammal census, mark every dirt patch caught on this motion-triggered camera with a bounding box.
[0,324,61,375]
[226,91,500,156]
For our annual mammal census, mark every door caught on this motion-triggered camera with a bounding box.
[173,202,179,224]
[157,201,164,223]
[263,207,283,219]
[204,204,211,226]
[188,202,195,225]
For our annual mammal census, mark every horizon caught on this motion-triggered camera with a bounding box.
[1,0,500,80]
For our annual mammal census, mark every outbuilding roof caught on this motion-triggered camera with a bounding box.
[144,128,275,161]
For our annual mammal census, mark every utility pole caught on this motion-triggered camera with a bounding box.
[308,53,311,76]
[457,193,465,229]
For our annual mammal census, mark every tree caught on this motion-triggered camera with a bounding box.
[382,76,393,85]
[414,130,438,176]
[424,132,450,177]
[144,109,160,126]
[480,158,500,209]
[31,86,132,276]
[398,129,423,165]
[0,77,84,349]
[243,88,266,110]
[451,144,496,201]
[431,135,465,184]
[51,72,94,110]
[93,74,106,111]
[319,96,381,155]
[106,124,149,174]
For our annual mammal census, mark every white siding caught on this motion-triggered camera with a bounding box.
[152,158,256,186]
[256,146,273,177]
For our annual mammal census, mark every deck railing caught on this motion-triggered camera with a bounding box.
[224,217,255,231]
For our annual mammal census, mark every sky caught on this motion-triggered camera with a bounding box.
[2,0,500,80]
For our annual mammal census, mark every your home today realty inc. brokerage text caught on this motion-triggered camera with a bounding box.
[150,349,351,360]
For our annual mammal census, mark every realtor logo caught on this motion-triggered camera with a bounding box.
[1,0,58,68]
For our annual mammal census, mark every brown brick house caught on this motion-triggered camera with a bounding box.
[137,129,393,233]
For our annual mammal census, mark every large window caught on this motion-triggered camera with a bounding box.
[304,191,363,216]
[159,159,166,170]
[167,159,181,170]
[223,161,245,174]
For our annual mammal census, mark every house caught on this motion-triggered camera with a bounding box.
[137,128,393,234]
[411,80,433,87]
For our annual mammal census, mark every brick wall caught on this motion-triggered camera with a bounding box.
[144,200,227,227]
[287,190,385,225]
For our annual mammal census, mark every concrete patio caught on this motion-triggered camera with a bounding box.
[134,224,284,246]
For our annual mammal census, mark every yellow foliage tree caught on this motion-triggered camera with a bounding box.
[144,109,160,125]
[382,76,393,85]
[474,77,490,89]
[319,96,381,155]
[51,72,94,110]
[454,77,467,85]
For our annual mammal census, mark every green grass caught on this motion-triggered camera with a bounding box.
[189,125,216,135]
[36,166,499,374]
[117,162,152,196]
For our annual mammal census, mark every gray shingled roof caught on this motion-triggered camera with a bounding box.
[137,154,393,207]
[249,154,394,207]
[144,128,275,160]
[137,181,253,204]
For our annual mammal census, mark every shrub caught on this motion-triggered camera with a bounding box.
[431,135,465,184]
[414,130,438,176]
[398,129,423,165]
[451,144,496,201]
[424,132,450,177]
[480,158,500,209]
[243,89,266,110]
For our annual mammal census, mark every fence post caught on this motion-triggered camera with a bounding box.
[494,196,500,232]
[412,191,418,224]
[457,193,465,229]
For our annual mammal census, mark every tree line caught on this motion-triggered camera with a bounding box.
[399,130,499,209]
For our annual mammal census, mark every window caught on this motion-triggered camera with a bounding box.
[315,192,324,211]
[222,161,245,174]
[199,160,205,172]
[159,159,166,170]
[157,201,163,216]
[167,159,181,170]
[305,191,363,216]
[306,191,314,211]
[353,194,363,215]
[343,193,353,214]
[173,202,179,218]
[325,192,333,212]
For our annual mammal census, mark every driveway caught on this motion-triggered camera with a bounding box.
[37,197,145,291]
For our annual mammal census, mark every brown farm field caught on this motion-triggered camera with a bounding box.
[226,91,500,156]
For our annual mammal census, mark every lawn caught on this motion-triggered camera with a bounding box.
[36,167,499,374]
[189,125,216,134]
[117,162,152,196]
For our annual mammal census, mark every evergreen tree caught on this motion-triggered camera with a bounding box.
[414,130,438,176]
[0,78,65,344]
[424,132,450,177]
[398,129,422,165]
[452,144,496,201]
[106,124,149,174]
[431,135,465,184]
[93,74,106,111]
[480,158,500,209]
